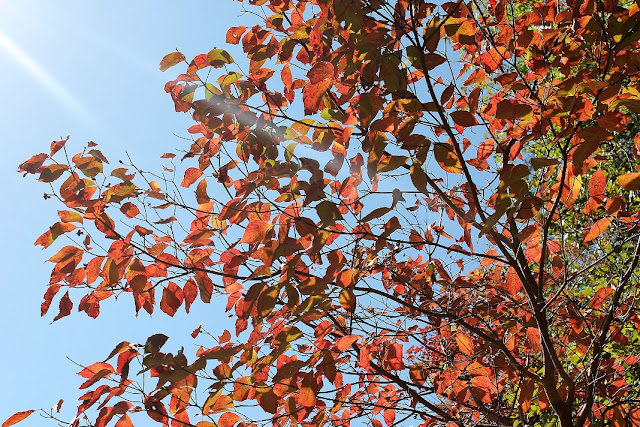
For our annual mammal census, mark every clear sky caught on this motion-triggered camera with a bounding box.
[0,1,246,424]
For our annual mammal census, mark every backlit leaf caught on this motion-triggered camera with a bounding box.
[456,333,474,356]
[335,335,360,352]
[240,220,272,244]
[619,173,640,190]
[584,218,613,243]
[181,167,203,188]
[2,411,34,427]
[339,288,356,312]
[433,143,462,173]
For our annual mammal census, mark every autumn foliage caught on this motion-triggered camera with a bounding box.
[11,0,640,425]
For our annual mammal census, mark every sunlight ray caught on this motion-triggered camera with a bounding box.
[0,30,97,126]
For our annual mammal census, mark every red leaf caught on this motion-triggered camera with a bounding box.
[584,217,613,243]
[159,52,185,72]
[160,282,184,317]
[181,167,203,188]
[307,61,334,84]
[2,411,34,427]
[386,342,405,370]
[53,291,73,322]
[240,220,272,245]
[619,173,640,190]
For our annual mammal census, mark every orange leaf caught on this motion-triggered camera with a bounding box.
[471,376,497,403]
[307,61,334,84]
[226,26,247,44]
[181,167,203,188]
[77,362,114,378]
[217,412,242,427]
[159,51,185,72]
[456,333,474,356]
[58,210,83,223]
[240,220,272,245]
[303,78,332,114]
[160,282,184,317]
[618,173,640,190]
[519,378,534,412]
[334,335,360,352]
[527,327,542,352]
[584,217,613,243]
[589,169,606,197]
[50,136,69,156]
[114,415,133,427]
[298,373,317,408]
[2,411,34,427]
[383,408,396,426]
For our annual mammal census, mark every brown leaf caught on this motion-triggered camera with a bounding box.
[18,153,47,174]
[450,111,478,127]
[433,143,462,173]
[339,288,356,312]
[159,52,185,72]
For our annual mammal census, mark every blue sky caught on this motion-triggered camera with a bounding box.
[0,1,247,424]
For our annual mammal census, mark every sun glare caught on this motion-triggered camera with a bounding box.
[0,29,96,126]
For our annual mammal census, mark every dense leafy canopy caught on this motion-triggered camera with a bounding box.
[11,0,640,425]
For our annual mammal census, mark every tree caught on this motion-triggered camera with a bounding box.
[10,0,640,425]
